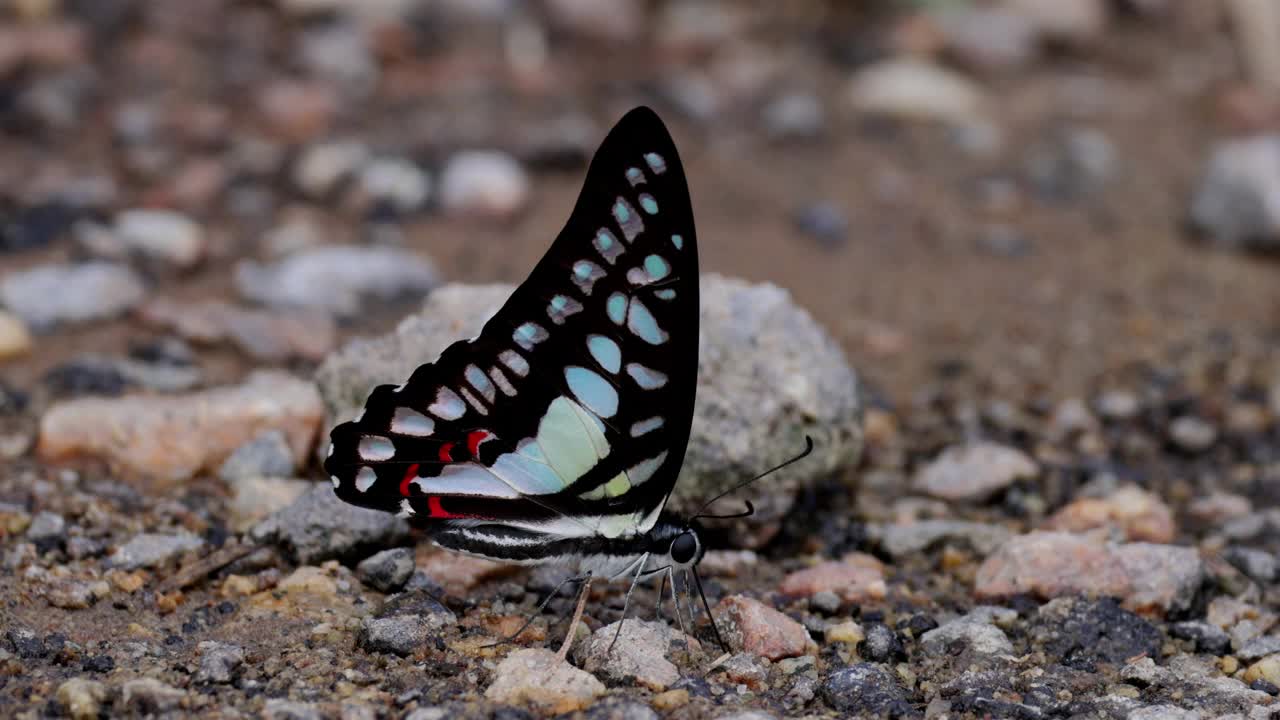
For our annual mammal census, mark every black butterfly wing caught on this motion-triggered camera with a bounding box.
[324,106,698,540]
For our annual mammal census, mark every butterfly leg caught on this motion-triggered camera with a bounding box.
[606,553,652,655]
[483,571,588,649]
[667,567,692,653]
[556,571,592,662]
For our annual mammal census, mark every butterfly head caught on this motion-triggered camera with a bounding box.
[667,527,702,568]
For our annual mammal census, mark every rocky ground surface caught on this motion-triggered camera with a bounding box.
[3,1,1280,718]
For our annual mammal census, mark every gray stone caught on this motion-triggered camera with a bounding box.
[858,623,905,663]
[1169,621,1232,655]
[56,678,106,720]
[119,678,185,714]
[847,57,984,123]
[251,483,411,564]
[912,441,1038,502]
[1,262,145,329]
[195,641,245,684]
[1120,657,1174,687]
[262,699,326,720]
[439,151,530,217]
[1224,546,1278,583]
[108,532,205,570]
[356,547,415,593]
[575,620,688,690]
[1169,416,1218,452]
[1238,635,1280,663]
[356,590,455,656]
[1188,135,1280,251]
[876,520,1012,558]
[218,430,297,481]
[358,157,431,213]
[293,139,369,198]
[1025,126,1116,201]
[235,245,439,317]
[1127,706,1202,720]
[762,93,824,141]
[112,209,205,268]
[25,511,65,545]
[821,663,911,716]
[315,276,863,543]
[921,616,1014,656]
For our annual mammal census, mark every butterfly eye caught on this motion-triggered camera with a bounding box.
[669,531,699,565]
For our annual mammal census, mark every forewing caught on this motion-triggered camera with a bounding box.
[324,106,698,539]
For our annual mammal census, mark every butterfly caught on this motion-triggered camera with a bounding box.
[324,106,809,654]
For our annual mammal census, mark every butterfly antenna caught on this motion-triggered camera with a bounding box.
[691,435,814,520]
[691,566,728,653]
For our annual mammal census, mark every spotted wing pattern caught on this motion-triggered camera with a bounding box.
[324,106,698,541]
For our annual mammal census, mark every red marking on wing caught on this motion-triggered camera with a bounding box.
[399,463,420,497]
[427,496,461,519]
[467,430,492,456]
[438,443,454,462]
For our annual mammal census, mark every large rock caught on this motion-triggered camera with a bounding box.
[484,648,606,715]
[1187,135,1280,252]
[1,261,145,329]
[574,620,693,690]
[38,371,322,488]
[315,275,862,542]
[975,531,1205,615]
[252,482,411,564]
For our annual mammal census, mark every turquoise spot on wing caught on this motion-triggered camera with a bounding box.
[626,167,645,186]
[564,366,618,418]
[626,362,668,389]
[574,261,593,279]
[587,334,621,374]
[613,200,630,224]
[626,298,668,345]
[594,229,624,264]
[639,194,658,214]
[644,254,670,281]
[513,322,547,350]
[655,288,676,300]
[606,293,627,325]
[644,152,667,174]
[628,450,669,485]
[358,435,395,461]
[630,416,665,437]
[671,234,683,250]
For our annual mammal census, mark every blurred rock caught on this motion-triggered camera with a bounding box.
[0,200,78,253]
[56,678,106,720]
[1188,492,1253,525]
[975,531,1204,615]
[439,151,530,218]
[934,6,1039,71]
[1215,83,1280,136]
[1239,636,1280,663]
[821,663,911,716]
[251,483,411,564]
[218,430,297,482]
[1169,415,1217,452]
[1026,126,1116,201]
[120,678,185,715]
[1245,655,1280,687]
[848,57,984,123]
[357,157,431,214]
[262,700,325,720]
[195,641,245,684]
[1006,0,1108,43]
[576,620,691,690]
[418,549,513,596]
[913,441,1037,502]
[356,547,415,593]
[716,595,814,660]
[1224,546,1278,583]
[235,245,439,317]
[1044,485,1176,543]
[484,648,606,714]
[111,209,205,268]
[294,140,369,199]
[762,93,825,141]
[779,553,886,604]
[257,81,338,144]
[857,623,905,663]
[315,276,862,545]
[1,262,145,329]
[1188,136,1280,252]
[1032,597,1160,668]
[140,299,338,362]
[1169,621,1232,655]
[298,22,378,90]
[229,476,310,532]
[545,0,643,43]
[43,354,200,396]
[108,532,205,570]
[792,202,848,248]
[0,311,32,360]
[38,371,323,487]
[25,511,65,551]
[875,519,1012,558]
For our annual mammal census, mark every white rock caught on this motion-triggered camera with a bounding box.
[439,151,530,217]
[113,209,205,268]
[1,262,146,328]
[848,58,985,123]
[0,311,32,360]
[358,157,431,213]
[235,245,439,316]
[293,140,369,198]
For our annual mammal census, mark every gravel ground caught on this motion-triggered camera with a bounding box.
[3,2,1280,719]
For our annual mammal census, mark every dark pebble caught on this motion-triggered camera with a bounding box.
[858,622,907,663]
[1168,621,1231,656]
[6,629,46,659]
[792,202,848,248]
[904,614,939,637]
[821,663,913,717]
[81,654,115,673]
[1038,598,1161,670]
[43,361,131,398]
[1252,679,1280,696]
[0,201,78,253]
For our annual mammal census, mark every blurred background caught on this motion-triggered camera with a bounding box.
[0,0,1277,410]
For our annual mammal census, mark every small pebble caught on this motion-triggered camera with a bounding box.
[439,151,530,218]
[356,547,416,593]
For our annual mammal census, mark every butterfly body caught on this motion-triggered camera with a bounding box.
[324,106,701,577]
